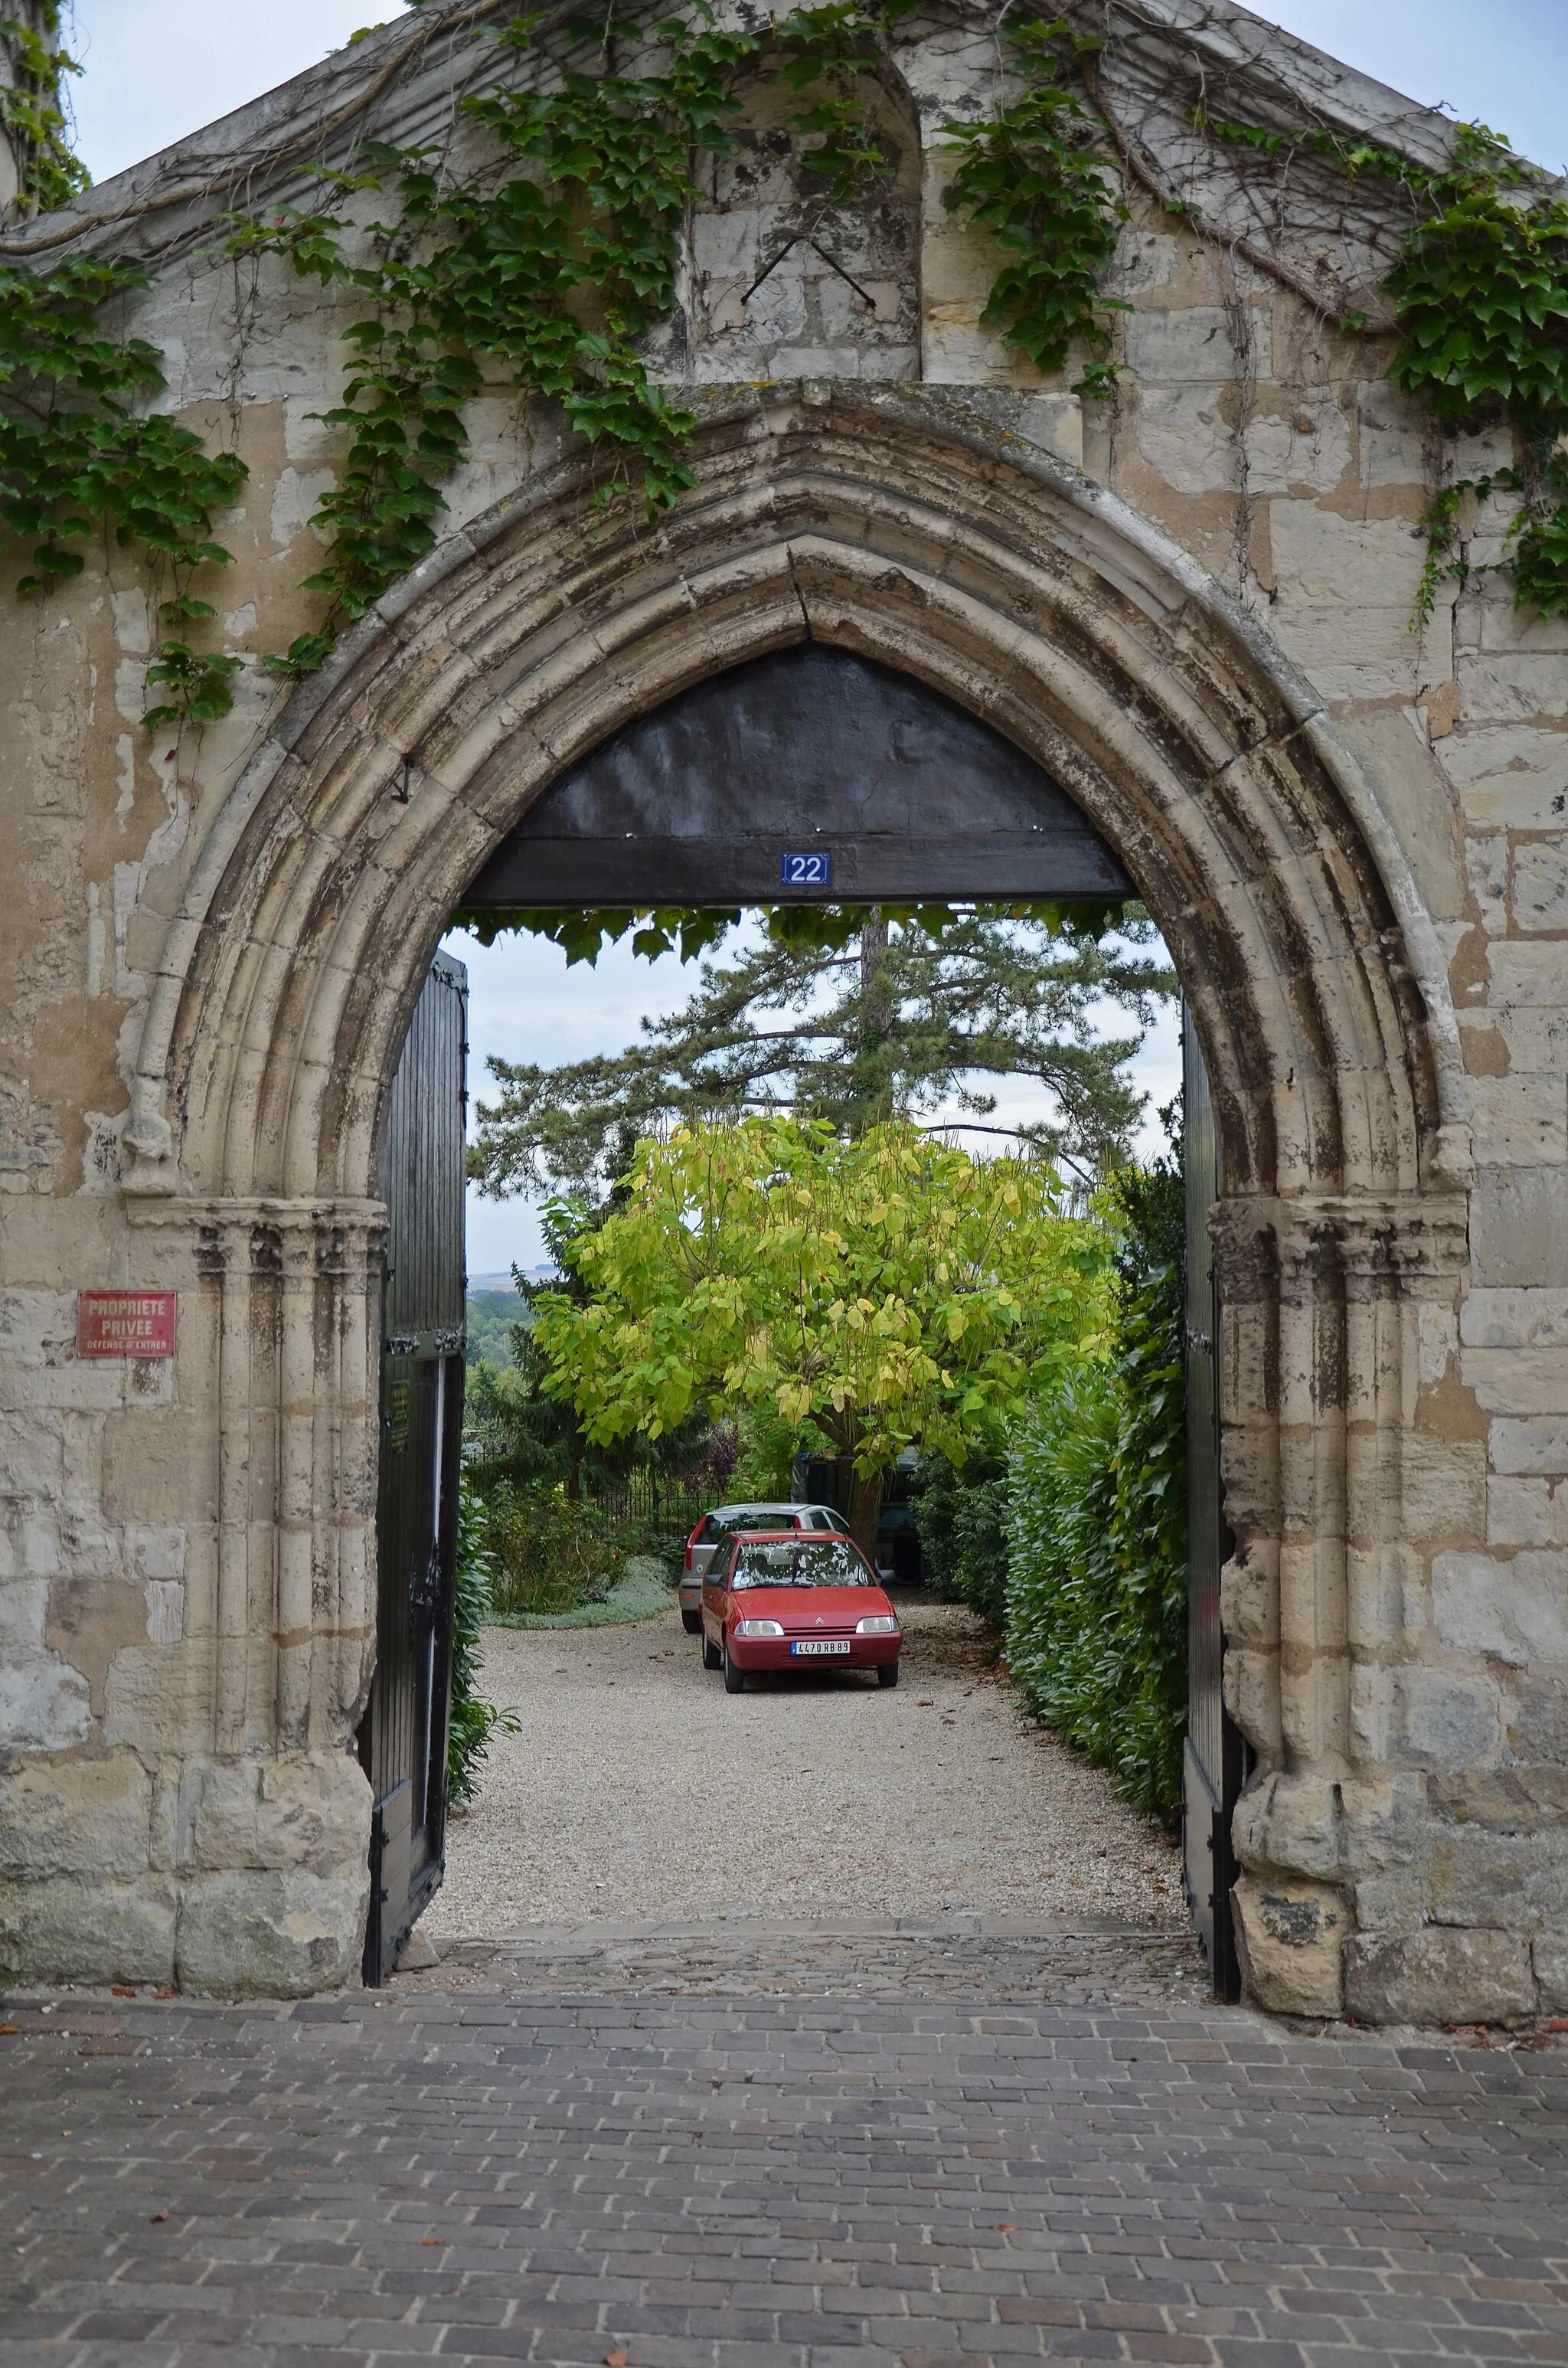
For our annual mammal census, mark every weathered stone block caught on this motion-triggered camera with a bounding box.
[102,1640,201,1746]
[1432,1548,1568,1665]
[1396,1669,1502,1771]
[1233,1876,1348,2016]
[1397,1431,1486,1544]
[1488,1476,1568,1548]
[1245,394,1351,497]
[0,1575,93,1749]
[1429,1822,1568,1929]
[1135,384,1236,494]
[1507,1674,1568,1765]
[0,1874,176,1985]
[1458,656,1568,728]
[1465,1346,1568,1416]
[187,1751,371,1878]
[1463,1288,1568,1350]
[1344,1926,1535,2025]
[1351,1874,1428,1938]
[1465,1078,1568,1172]
[1222,1648,1278,1756]
[0,1752,151,1879]
[1233,1771,1343,1880]
[1534,1930,1568,2011]
[1125,306,1272,383]
[175,1868,368,1997]
[1490,1418,1568,1477]
[1513,840,1568,935]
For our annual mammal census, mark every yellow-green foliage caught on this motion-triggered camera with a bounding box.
[532,1117,1110,1485]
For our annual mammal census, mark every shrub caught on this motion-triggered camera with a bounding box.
[489,1487,625,1617]
[1005,1160,1187,1820]
[448,1477,521,1809]
[912,1444,1011,1627]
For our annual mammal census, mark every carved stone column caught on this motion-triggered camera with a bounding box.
[1223,1190,1469,2016]
[0,1196,386,1997]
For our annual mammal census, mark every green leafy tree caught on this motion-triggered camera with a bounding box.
[531,1116,1110,1553]
[465,1126,717,1503]
[469,903,1174,1201]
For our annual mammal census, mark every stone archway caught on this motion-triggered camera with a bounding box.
[106,387,1466,2006]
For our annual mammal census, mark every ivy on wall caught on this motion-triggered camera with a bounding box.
[939,16,1127,396]
[0,6,87,215]
[0,256,246,600]
[234,8,761,678]
[1202,114,1568,626]
[4,3,1568,731]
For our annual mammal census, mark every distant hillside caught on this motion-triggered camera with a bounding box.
[468,1266,564,1292]
[466,1290,528,1368]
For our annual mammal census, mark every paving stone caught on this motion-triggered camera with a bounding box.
[2,1941,1567,2368]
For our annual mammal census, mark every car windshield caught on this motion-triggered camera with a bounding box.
[730,1538,871,1588]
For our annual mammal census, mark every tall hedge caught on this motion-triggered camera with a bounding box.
[912,1444,1011,1627]
[1005,1163,1188,1819]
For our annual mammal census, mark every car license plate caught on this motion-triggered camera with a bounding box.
[791,1639,851,1656]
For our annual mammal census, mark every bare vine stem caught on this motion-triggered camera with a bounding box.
[1075,48,1393,336]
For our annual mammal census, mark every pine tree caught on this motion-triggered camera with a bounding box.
[469,904,1174,1199]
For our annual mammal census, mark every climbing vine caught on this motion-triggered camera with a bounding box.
[11,1,1568,729]
[2,2,1141,718]
[227,9,763,676]
[0,7,87,216]
[1201,114,1568,625]
[0,257,247,597]
[940,15,1128,395]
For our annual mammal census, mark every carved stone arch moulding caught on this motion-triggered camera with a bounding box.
[133,387,1462,1208]
[123,388,1470,2010]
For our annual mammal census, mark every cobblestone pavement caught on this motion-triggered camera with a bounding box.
[4,1925,1568,2368]
[410,1918,1214,2008]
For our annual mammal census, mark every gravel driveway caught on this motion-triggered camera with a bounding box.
[430,1598,1185,1938]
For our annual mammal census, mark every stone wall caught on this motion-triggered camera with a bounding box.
[1,0,1565,2015]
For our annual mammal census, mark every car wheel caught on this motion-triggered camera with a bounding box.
[702,1627,721,1670]
[723,1639,746,1694]
[681,1608,701,1634]
[877,1662,900,1689]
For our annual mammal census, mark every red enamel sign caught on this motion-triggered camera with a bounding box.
[76,1290,178,1359]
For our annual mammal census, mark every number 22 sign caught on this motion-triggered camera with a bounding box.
[780,851,831,888]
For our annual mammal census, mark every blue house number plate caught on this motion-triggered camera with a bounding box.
[781,851,831,888]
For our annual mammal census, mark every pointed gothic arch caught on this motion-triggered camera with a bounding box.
[132,390,1459,1207]
[114,392,1468,1954]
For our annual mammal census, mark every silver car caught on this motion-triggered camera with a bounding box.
[678,1501,851,1631]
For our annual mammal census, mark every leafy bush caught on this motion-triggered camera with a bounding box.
[489,1487,625,1617]
[1005,1160,1187,1820]
[448,1478,521,1809]
[912,1445,1011,1627]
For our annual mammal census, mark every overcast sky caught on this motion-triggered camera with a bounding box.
[63,0,1566,1272]
[68,0,1568,185]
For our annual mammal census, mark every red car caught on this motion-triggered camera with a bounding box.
[699,1529,902,1693]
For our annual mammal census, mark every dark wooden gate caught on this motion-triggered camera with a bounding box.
[360,950,469,1985]
[1181,1004,1245,2000]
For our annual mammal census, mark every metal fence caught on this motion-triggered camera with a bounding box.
[590,1467,714,1539]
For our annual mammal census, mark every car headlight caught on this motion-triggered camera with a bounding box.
[855,1614,900,1635]
[734,1618,784,1637]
